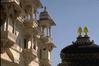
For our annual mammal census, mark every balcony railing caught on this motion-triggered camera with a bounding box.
[1,31,17,43]
[21,0,42,8]
[40,57,51,65]
[40,36,52,43]
[1,0,22,19]
[22,48,37,60]
[1,0,20,5]
[17,16,24,23]
[23,19,38,28]
[32,49,37,56]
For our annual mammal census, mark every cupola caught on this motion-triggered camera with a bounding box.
[38,7,56,37]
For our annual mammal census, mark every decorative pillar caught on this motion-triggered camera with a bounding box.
[49,26,51,37]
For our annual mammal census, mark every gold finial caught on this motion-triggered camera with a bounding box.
[77,26,82,35]
[84,26,88,35]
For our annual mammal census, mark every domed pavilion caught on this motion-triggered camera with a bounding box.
[58,27,99,66]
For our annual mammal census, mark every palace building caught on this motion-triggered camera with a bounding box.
[0,0,56,66]
[58,27,99,66]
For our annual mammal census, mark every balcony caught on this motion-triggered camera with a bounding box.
[1,0,20,5]
[22,48,37,63]
[40,58,51,66]
[40,36,52,43]
[32,0,42,8]
[40,36,56,51]
[17,16,24,23]
[1,31,17,53]
[1,31,17,43]
[23,19,38,29]
[21,0,42,9]
[1,0,22,18]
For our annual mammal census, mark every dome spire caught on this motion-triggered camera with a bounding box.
[77,26,89,37]
[77,26,82,36]
[84,26,88,36]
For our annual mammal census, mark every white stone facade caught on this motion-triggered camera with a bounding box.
[0,0,56,66]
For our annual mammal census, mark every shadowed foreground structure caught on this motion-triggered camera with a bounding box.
[58,27,99,66]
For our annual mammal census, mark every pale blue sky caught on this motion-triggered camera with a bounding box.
[40,0,99,66]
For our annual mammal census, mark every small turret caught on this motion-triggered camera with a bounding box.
[38,7,56,66]
[38,7,56,37]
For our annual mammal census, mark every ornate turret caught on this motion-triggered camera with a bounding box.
[38,7,56,66]
[38,7,56,37]
[58,27,99,66]
[38,7,56,50]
